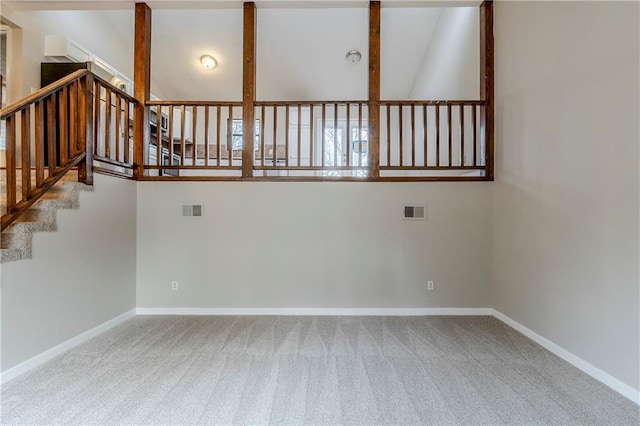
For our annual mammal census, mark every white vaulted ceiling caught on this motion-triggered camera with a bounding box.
[20,2,478,101]
[101,6,445,101]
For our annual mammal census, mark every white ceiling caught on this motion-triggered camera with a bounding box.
[7,1,482,11]
[102,6,443,101]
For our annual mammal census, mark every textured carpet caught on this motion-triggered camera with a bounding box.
[1,316,638,425]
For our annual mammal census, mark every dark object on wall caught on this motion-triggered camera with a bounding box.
[41,62,90,88]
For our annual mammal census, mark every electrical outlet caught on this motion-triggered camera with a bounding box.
[171,281,179,291]
[427,280,434,291]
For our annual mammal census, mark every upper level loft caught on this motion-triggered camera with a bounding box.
[0,1,493,220]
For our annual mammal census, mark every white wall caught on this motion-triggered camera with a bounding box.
[137,182,492,309]
[0,5,135,100]
[492,1,639,391]
[409,7,479,100]
[1,174,137,371]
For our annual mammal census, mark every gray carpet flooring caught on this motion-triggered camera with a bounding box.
[1,316,638,425]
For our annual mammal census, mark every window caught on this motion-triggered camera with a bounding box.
[231,119,260,151]
[320,121,368,177]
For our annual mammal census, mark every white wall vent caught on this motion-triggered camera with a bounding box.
[403,205,426,220]
[182,204,203,217]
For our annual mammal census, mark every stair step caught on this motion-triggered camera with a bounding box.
[1,171,92,263]
[1,233,22,249]
[0,247,28,263]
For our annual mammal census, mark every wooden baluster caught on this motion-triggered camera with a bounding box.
[21,108,31,199]
[46,96,58,173]
[155,107,162,167]
[386,104,391,167]
[216,105,221,167]
[333,103,338,167]
[227,105,233,167]
[358,103,363,167]
[124,101,131,164]
[398,105,403,167]
[284,104,289,168]
[166,105,173,168]
[435,104,440,167]
[192,106,198,165]
[346,103,351,167]
[472,104,477,167]
[297,104,301,167]
[447,104,452,167]
[34,101,45,188]
[59,86,68,164]
[204,105,209,167]
[104,88,111,159]
[460,104,465,167]
[77,81,83,157]
[78,74,94,185]
[115,94,122,162]
[423,104,428,167]
[273,106,278,167]
[321,103,326,167]
[5,115,16,213]
[69,82,78,157]
[105,88,114,160]
[309,105,314,167]
[411,104,415,167]
[260,104,265,167]
[76,79,86,159]
[180,105,186,166]
[93,82,101,156]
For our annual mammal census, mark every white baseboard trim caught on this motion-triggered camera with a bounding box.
[492,309,640,405]
[136,307,493,316]
[0,309,136,385]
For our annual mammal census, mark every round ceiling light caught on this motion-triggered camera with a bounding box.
[200,55,217,70]
[345,50,362,64]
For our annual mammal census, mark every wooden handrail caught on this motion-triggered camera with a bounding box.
[147,100,242,107]
[0,70,88,118]
[255,100,367,106]
[91,74,139,104]
[380,100,485,106]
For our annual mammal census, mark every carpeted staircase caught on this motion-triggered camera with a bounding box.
[1,172,93,263]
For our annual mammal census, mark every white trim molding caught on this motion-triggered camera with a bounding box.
[492,309,640,406]
[136,307,493,316]
[0,309,136,385]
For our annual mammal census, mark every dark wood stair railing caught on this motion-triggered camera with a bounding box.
[0,70,138,231]
[138,99,489,181]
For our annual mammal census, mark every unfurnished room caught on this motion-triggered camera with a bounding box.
[0,0,638,424]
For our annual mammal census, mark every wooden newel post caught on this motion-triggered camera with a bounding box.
[480,0,494,180]
[242,2,257,178]
[133,3,152,179]
[78,73,94,185]
[368,0,381,179]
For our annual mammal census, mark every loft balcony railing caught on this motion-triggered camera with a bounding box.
[142,99,487,181]
[0,75,490,230]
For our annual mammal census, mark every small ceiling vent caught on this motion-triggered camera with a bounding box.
[182,204,203,217]
[403,205,426,221]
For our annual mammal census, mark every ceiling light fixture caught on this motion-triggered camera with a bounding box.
[345,50,362,64]
[200,54,217,70]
